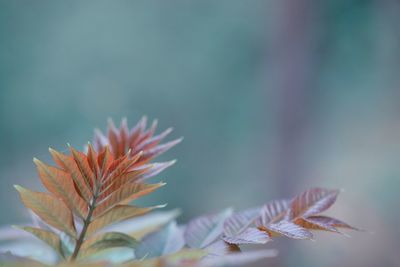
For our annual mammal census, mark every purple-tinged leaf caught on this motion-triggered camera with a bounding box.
[200,249,278,267]
[135,221,185,259]
[184,209,233,249]
[287,188,339,220]
[135,160,177,182]
[223,207,261,237]
[136,127,174,152]
[263,221,313,240]
[223,227,270,245]
[255,200,290,226]
[141,138,183,162]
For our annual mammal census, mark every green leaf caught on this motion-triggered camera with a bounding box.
[79,232,138,259]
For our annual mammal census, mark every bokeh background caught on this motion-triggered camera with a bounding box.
[1,0,399,266]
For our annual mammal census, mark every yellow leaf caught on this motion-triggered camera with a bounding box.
[14,185,76,238]
[17,226,65,258]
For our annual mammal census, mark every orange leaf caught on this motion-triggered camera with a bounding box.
[97,145,113,174]
[293,217,339,233]
[87,144,100,180]
[34,158,88,218]
[49,148,92,203]
[70,146,96,189]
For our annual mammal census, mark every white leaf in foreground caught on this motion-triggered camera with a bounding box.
[205,240,240,256]
[266,221,313,240]
[223,227,270,245]
[184,208,233,249]
[200,249,278,267]
[223,207,261,237]
[135,221,184,259]
[104,209,180,238]
[255,199,289,226]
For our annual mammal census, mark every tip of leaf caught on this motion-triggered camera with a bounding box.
[11,225,22,230]
[66,143,71,148]
[341,232,351,238]
[14,185,23,192]
[94,128,103,135]
[32,157,40,164]
[155,203,168,209]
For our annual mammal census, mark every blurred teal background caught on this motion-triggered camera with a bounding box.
[1,0,399,266]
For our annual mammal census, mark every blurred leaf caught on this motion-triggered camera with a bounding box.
[80,232,138,259]
[0,252,46,267]
[111,210,181,240]
[223,227,270,245]
[261,221,313,240]
[14,185,76,238]
[294,215,359,234]
[135,221,184,259]
[16,226,65,259]
[184,208,233,249]
[200,249,277,267]
[87,205,162,237]
[223,207,260,236]
[165,249,207,265]
[204,240,240,256]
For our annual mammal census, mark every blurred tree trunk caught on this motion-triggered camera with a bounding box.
[261,0,318,266]
[270,0,317,198]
